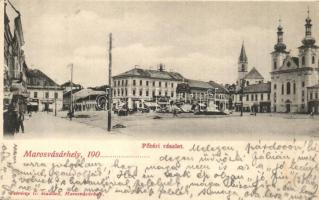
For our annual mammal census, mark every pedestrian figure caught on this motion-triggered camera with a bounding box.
[17,111,25,133]
[68,109,74,120]
[310,111,314,118]
[173,108,178,117]
[3,102,17,136]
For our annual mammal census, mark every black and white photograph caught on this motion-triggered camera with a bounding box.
[1,1,319,200]
[3,1,319,140]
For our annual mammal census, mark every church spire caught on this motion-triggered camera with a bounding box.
[274,18,287,52]
[302,7,316,47]
[239,41,248,63]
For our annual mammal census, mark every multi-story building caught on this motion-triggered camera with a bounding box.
[270,10,319,113]
[112,64,184,110]
[234,82,271,112]
[4,2,29,109]
[27,69,63,112]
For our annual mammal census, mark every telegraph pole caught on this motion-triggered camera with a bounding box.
[107,33,112,132]
[55,80,57,116]
[70,64,74,120]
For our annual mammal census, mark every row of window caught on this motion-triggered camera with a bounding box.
[114,79,175,88]
[274,90,305,103]
[309,92,319,100]
[245,93,270,101]
[274,81,305,95]
[113,89,175,98]
[181,93,226,99]
[34,91,58,99]
[273,56,318,70]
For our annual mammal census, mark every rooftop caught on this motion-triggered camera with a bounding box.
[61,81,83,88]
[244,67,264,80]
[186,79,213,90]
[208,81,229,93]
[243,82,271,93]
[27,69,60,88]
[113,67,184,81]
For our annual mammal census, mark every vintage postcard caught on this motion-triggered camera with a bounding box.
[1,0,318,200]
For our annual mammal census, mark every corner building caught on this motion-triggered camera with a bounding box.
[270,11,319,113]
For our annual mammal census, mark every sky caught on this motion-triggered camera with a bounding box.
[7,1,319,87]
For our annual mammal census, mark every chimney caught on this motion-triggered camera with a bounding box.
[158,63,165,72]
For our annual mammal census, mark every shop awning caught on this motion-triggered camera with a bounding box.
[144,102,159,107]
[29,102,38,106]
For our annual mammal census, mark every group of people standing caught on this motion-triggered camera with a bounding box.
[3,98,25,136]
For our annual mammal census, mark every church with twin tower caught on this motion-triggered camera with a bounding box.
[270,9,319,113]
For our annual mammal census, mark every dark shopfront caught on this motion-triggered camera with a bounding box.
[259,102,271,113]
[308,100,319,114]
[235,102,270,113]
[27,98,39,112]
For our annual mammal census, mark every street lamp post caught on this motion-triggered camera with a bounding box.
[54,82,57,116]
[107,33,112,132]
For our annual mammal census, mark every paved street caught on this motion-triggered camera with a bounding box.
[8,111,318,140]
[9,112,128,140]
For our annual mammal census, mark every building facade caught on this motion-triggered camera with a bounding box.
[112,64,184,110]
[27,69,63,112]
[307,84,319,114]
[234,82,271,112]
[4,2,29,109]
[270,11,319,113]
[176,80,229,110]
[73,89,106,112]
[61,81,83,110]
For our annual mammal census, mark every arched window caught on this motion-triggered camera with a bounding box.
[281,84,284,95]
[242,64,245,71]
[293,83,296,94]
[286,82,291,95]
[312,56,315,64]
[274,84,277,90]
[274,61,277,69]
[302,56,305,65]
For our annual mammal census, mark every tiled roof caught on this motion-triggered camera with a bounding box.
[113,68,184,81]
[27,69,59,87]
[208,81,229,93]
[89,85,110,91]
[186,79,213,90]
[244,67,264,80]
[61,81,82,88]
[243,82,271,93]
[73,89,106,101]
